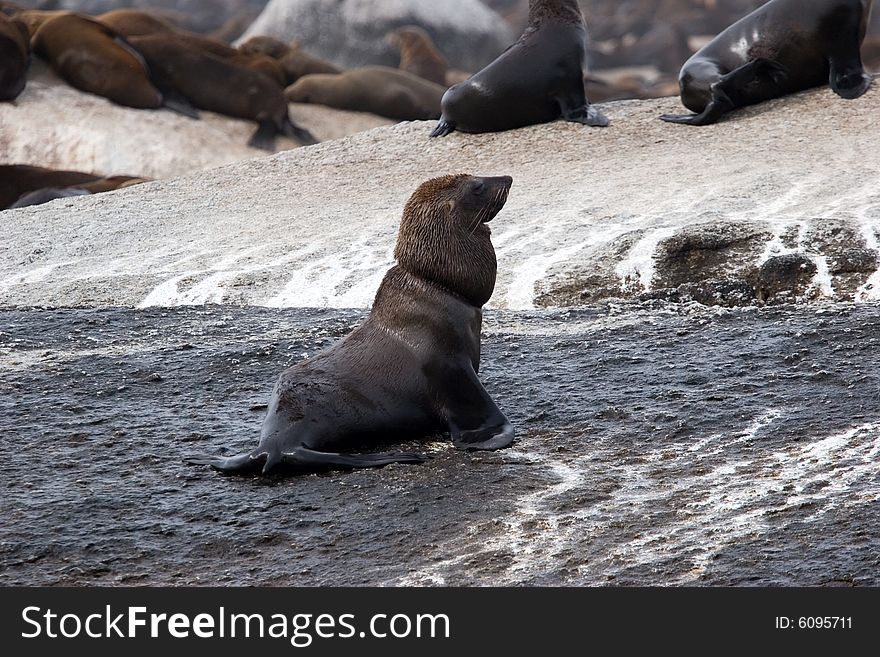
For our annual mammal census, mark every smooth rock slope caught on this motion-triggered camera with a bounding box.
[1,84,879,309]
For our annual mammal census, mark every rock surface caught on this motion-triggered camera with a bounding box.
[0,61,392,180]
[2,82,880,309]
[238,0,513,72]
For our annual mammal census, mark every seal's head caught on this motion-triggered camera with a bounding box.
[238,35,291,59]
[394,174,512,307]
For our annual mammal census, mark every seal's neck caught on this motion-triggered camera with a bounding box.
[528,0,583,26]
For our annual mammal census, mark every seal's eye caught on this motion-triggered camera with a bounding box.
[471,181,485,196]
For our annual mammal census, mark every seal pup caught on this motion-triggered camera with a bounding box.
[129,34,316,150]
[187,174,515,476]
[387,25,450,87]
[661,0,874,126]
[0,12,29,101]
[431,0,608,137]
[285,66,444,120]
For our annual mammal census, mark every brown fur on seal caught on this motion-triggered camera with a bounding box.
[29,13,163,109]
[128,33,316,150]
[238,35,341,84]
[186,173,515,476]
[99,9,286,86]
[0,164,146,209]
[387,25,449,87]
[0,13,29,101]
[285,66,444,120]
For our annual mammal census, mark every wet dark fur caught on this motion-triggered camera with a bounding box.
[662,0,874,126]
[186,174,515,476]
[430,0,608,136]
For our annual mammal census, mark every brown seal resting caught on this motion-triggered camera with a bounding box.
[661,0,874,126]
[285,66,444,120]
[98,10,286,86]
[128,34,316,150]
[0,13,29,101]
[430,0,608,137]
[0,164,146,209]
[237,36,341,85]
[187,173,515,476]
[28,13,165,110]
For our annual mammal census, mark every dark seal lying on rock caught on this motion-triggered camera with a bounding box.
[431,0,609,137]
[661,0,874,126]
[187,174,515,476]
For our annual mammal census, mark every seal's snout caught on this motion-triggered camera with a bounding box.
[479,175,513,223]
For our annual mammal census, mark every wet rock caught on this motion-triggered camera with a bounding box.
[802,219,879,298]
[238,0,513,72]
[753,253,818,304]
[653,221,771,289]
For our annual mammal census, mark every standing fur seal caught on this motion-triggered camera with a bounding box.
[0,13,29,101]
[661,0,874,126]
[187,174,515,476]
[128,34,316,150]
[285,66,444,120]
[431,0,608,137]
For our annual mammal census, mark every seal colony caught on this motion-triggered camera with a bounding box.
[661,0,874,125]
[188,174,515,475]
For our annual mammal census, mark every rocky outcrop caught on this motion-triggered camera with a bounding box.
[238,0,513,72]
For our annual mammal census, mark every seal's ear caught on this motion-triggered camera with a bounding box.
[446,199,456,213]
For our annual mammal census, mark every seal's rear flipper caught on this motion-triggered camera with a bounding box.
[660,95,733,126]
[281,116,318,145]
[248,121,277,151]
[185,452,267,474]
[162,91,200,119]
[429,118,455,137]
[281,447,428,472]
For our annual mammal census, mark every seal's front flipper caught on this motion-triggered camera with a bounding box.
[281,447,428,472]
[556,85,610,127]
[442,366,515,451]
[826,3,873,99]
[831,69,872,99]
[248,121,277,151]
[281,115,318,145]
[561,103,610,127]
[429,117,455,137]
[185,451,267,474]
